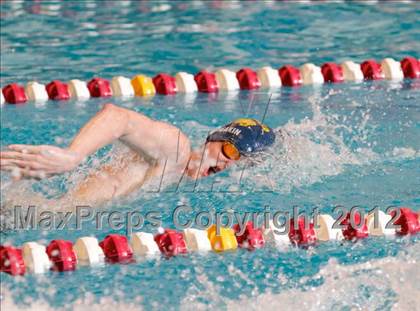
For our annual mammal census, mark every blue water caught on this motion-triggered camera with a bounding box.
[1,1,420,310]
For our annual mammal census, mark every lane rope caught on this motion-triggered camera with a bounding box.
[1,57,419,105]
[1,207,419,276]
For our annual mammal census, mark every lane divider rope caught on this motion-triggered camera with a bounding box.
[1,57,418,105]
[1,207,419,276]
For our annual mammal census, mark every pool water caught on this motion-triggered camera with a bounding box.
[1,1,420,310]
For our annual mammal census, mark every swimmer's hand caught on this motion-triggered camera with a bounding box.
[0,145,82,180]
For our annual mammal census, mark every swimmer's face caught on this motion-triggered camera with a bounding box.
[187,141,237,178]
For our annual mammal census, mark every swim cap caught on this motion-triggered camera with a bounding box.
[206,118,275,155]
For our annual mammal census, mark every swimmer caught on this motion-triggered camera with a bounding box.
[0,104,275,205]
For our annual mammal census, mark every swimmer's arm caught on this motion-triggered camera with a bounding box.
[1,103,190,178]
[68,103,191,164]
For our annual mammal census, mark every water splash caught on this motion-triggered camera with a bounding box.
[222,243,420,311]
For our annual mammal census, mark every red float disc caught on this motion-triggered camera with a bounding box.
[321,63,344,83]
[46,240,77,272]
[99,234,134,263]
[152,73,177,95]
[278,65,302,87]
[0,246,26,276]
[390,207,419,235]
[400,57,420,79]
[340,212,368,240]
[233,221,265,250]
[46,80,70,100]
[360,60,384,80]
[194,71,219,93]
[289,217,316,246]
[2,83,27,104]
[236,68,261,90]
[87,77,112,97]
[154,229,188,256]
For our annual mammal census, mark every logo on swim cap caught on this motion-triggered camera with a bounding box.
[206,118,275,155]
[232,118,258,127]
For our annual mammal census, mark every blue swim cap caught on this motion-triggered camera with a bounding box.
[206,118,275,155]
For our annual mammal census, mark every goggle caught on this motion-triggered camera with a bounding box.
[221,142,241,160]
